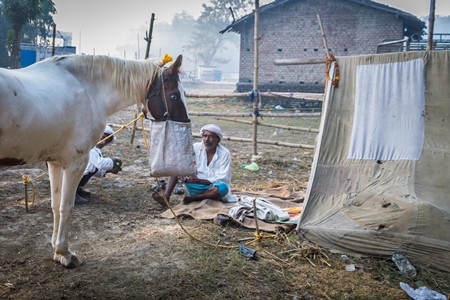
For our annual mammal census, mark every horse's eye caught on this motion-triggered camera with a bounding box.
[170,95,178,100]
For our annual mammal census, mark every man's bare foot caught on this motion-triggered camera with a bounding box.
[182,194,207,204]
[182,195,197,205]
[152,192,168,207]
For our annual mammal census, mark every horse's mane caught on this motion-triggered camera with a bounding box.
[48,55,162,101]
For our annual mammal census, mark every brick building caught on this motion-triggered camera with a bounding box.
[221,0,425,94]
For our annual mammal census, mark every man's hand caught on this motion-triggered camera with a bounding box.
[180,175,210,186]
[180,175,198,183]
[109,157,122,174]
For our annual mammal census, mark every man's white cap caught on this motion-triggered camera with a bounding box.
[200,124,223,141]
[104,125,117,143]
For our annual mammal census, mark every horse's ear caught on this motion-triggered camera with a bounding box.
[168,55,183,75]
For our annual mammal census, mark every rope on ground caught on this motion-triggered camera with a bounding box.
[21,170,48,211]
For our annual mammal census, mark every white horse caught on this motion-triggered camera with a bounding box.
[0,54,190,267]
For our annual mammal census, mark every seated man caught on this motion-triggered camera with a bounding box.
[75,125,122,204]
[152,124,235,207]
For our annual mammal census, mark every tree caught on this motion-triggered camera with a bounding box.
[22,0,56,46]
[184,0,253,67]
[0,1,11,67]
[2,0,55,69]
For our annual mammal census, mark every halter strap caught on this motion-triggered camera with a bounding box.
[145,69,187,122]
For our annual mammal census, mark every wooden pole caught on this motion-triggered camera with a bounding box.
[189,111,321,118]
[317,14,330,57]
[131,13,155,144]
[215,117,320,133]
[145,13,155,60]
[24,183,28,213]
[427,0,436,50]
[274,58,325,65]
[51,24,56,56]
[252,0,260,156]
[109,124,316,149]
[185,91,324,101]
[253,197,260,237]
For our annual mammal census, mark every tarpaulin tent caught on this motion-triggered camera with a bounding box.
[297,51,450,272]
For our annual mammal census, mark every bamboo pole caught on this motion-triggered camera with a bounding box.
[145,13,155,59]
[214,117,320,133]
[427,0,436,50]
[253,197,260,238]
[189,112,321,118]
[131,13,155,144]
[192,133,315,149]
[273,58,325,66]
[252,0,260,156]
[317,14,330,56]
[51,24,56,56]
[109,124,316,149]
[24,183,28,213]
[185,91,324,101]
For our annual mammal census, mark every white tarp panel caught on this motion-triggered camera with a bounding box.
[297,51,450,272]
[349,58,425,160]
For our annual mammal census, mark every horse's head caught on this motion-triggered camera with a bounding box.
[145,55,190,123]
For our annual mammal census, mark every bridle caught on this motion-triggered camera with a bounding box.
[145,68,189,122]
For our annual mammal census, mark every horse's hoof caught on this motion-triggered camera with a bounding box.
[54,252,82,268]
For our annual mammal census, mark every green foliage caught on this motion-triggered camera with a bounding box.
[22,0,56,45]
[0,2,11,67]
[184,0,254,67]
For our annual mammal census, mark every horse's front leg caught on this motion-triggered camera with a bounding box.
[50,161,85,268]
[48,163,64,257]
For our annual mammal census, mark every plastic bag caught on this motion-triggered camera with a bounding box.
[400,282,446,300]
[148,120,197,177]
[392,252,417,276]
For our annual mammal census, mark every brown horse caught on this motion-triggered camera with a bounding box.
[0,54,190,267]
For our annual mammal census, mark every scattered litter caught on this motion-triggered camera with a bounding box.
[213,214,231,227]
[241,162,259,171]
[251,155,262,162]
[275,105,284,110]
[237,243,258,260]
[345,264,356,272]
[341,254,349,261]
[150,180,167,192]
[392,252,417,276]
[400,282,446,300]
[174,182,184,194]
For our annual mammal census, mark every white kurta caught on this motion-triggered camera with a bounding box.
[193,142,236,201]
[83,147,114,177]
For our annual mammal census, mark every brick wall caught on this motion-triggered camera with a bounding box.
[237,0,404,92]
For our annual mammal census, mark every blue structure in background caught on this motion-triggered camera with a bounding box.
[20,44,76,68]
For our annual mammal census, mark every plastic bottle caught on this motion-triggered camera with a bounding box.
[392,252,417,276]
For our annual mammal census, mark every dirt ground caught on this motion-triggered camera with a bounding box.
[1,83,447,300]
[0,83,309,300]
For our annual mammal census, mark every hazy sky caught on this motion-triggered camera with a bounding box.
[52,0,450,57]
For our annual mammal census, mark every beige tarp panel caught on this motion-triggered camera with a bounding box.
[297,51,450,272]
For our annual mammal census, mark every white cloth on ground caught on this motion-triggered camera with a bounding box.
[229,196,290,223]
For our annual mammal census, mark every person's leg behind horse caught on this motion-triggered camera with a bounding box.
[151,176,178,207]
